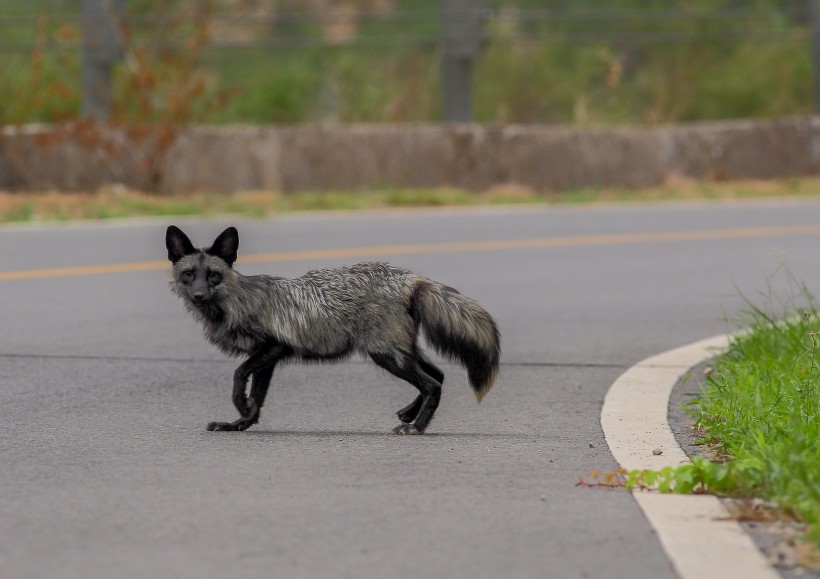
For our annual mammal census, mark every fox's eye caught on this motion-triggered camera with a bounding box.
[180,270,194,283]
[208,271,223,285]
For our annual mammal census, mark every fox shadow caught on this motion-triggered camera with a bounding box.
[226,429,528,440]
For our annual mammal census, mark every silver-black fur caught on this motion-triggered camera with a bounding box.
[166,225,500,434]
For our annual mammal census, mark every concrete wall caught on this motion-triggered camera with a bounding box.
[2,118,820,193]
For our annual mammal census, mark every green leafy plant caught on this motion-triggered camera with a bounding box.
[624,455,765,495]
[576,456,764,495]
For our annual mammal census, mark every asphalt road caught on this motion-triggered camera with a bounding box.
[4,201,820,579]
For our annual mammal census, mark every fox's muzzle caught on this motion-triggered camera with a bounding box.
[189,279,211,305]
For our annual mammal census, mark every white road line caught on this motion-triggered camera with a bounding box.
[601,335,781,579]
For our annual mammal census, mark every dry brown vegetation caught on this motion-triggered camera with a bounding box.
[3,177,820,223]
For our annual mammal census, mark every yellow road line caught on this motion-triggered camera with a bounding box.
[0,260,167,281]
[3,224,820,282]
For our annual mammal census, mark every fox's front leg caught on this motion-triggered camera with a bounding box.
[207,343,286,432]
[206,364,258,431]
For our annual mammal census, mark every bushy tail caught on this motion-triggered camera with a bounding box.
[413,280,501,402]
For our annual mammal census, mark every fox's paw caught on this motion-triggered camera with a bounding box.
[396,408,419,424]
[396,397,423,424]
[392,424,423,435]
[206,421,239,432]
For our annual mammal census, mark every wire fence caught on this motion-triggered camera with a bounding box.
[0,6,813,50]
[0,1,817,123]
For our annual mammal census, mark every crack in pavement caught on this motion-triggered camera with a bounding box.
[0,352,627,368]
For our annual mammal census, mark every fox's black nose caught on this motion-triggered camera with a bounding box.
[192,293,206,303]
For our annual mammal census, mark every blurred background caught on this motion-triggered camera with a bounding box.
[0,0,816,126]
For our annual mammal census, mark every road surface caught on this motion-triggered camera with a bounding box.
[3,200,820,578]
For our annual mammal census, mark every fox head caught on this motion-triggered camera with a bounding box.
[165,225,239,309]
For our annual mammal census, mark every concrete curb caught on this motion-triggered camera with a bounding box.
[601,335,781,579]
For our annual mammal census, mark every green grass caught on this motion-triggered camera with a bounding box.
[692,280,820,546]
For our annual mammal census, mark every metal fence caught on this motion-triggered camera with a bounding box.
[1,0,818,122]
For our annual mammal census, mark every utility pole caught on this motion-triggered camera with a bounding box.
[441,0,487,122]
[81,0,126,119]
[812,0,820,114]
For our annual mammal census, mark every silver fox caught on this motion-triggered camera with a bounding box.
[166,225,500,434]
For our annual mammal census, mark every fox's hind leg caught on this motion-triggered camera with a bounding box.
[395,353,443,424]
[370,351,442,435]
[418,354,444,384]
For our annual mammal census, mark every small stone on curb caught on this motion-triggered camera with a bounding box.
[652,448,663,455]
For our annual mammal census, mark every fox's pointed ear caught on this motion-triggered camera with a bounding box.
[166,225,197,264]
[206,226,239,267]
